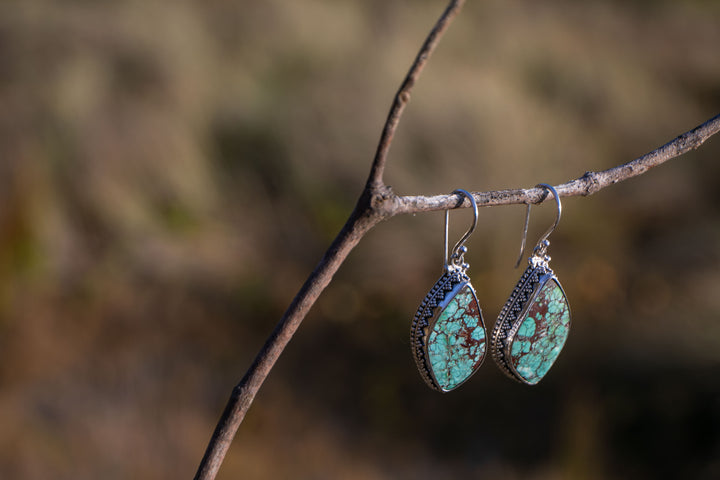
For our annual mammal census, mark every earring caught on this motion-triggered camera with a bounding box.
[411,189,487,392]
[490,183,571,385]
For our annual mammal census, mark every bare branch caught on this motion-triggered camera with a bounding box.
[384,113,720,215]
[194,212,378,480]
[366,0,466,191]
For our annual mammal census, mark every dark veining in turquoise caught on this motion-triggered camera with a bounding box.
[510,279,569,385]
[427,285,485,391]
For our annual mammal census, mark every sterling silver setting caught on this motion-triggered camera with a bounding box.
[410,268,478,391]
[490,255,569,383]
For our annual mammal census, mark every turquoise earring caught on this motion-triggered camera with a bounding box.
[410,189,487,392]
[490,184,571,385]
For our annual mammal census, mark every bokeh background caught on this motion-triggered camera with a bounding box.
[1,0,719,479]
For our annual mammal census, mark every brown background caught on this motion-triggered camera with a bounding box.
[1,0,719,479]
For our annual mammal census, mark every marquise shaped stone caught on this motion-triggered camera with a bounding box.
[426,284,486,391]
[509,278,570,385]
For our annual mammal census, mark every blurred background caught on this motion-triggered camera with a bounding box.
[1,0,719,478]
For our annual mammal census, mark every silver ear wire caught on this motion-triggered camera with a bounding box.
[534,183,562,248]
[444,189,478,271]
[514,183,562,267]
[514,203,532,268]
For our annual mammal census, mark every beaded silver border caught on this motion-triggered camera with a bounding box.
[490,262,567,385]
[410,270,485,392]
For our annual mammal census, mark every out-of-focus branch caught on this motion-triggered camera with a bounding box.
[366,0,466,192]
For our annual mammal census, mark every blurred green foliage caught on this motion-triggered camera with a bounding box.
[0,0,719,479]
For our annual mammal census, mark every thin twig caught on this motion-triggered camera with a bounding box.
[366,0,466,192]
[384,113,720,215]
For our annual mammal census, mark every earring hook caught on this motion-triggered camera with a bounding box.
[444,189,478,271]
[514,183,562,268]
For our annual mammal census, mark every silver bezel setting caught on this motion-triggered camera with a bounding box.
[410,268,484,392]
[490,260,569,385]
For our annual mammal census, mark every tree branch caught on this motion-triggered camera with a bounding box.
[193,211,376,480]
[194,0,720,476]
[383,112,720,215]
[366,0,466,192]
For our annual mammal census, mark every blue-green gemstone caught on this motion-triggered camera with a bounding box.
[509,279,570,385]
[427,285,486,391]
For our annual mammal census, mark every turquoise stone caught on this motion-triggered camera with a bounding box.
[427,285,485,391]
[509,278,570,385]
